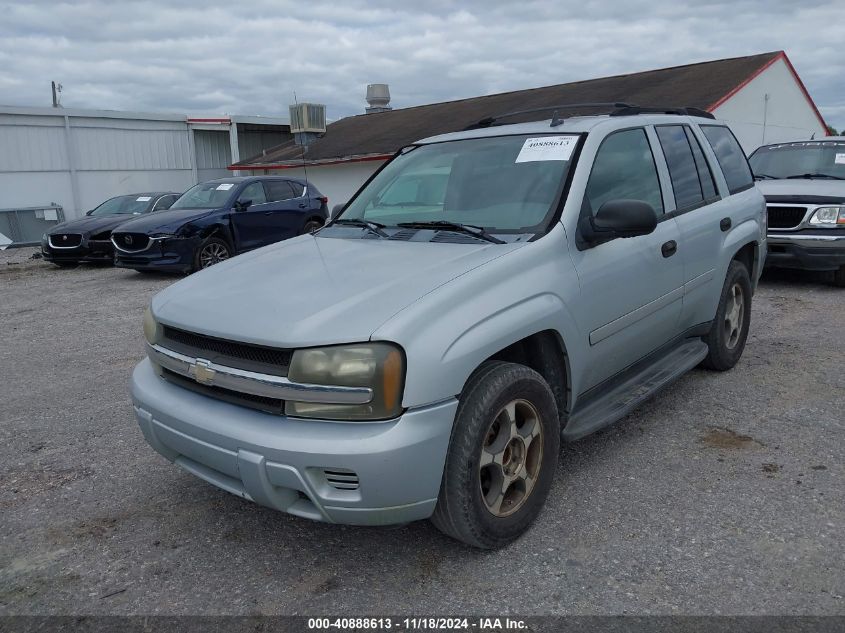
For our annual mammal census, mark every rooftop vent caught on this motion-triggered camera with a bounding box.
[365,84,392,114]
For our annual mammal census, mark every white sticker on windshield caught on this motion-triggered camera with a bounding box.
[515,136,577,163]
[136,196,152,201]
[216,183,234,190]
[835,153,845,165]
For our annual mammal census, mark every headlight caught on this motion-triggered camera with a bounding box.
[809,206,845,227]
[285,342,405,421]
[149,233,177,240]
[143,306,162,344]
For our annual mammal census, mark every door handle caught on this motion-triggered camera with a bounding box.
[720,217,732,232]
[263,211,273,215]
[298,203,307,208]
[661,240,677,258]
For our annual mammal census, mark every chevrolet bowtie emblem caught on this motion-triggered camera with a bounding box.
[189,359,216,385]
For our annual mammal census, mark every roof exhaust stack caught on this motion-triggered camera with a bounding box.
[365,84,392,114]
[289,102,326,146]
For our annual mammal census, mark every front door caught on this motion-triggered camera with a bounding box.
[569,127,684,390]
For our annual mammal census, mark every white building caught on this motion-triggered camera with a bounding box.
[0,106,290,222]
[233,50,828,207]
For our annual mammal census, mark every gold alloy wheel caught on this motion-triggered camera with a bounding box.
[478,399,544,517]
[724,282,745,350]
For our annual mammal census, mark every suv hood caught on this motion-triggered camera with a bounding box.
[48,214,137,236]
[153,235,525,348]
[757,179,845,202]
[114,208,218,234]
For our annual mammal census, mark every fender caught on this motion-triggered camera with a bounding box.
[372,232,587,409]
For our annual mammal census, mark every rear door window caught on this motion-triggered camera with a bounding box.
[656,125,704,210]
[288,181,305,197]
[685,128,718,200]
[585,128,664,215]
[265,180,297,202]
[701,126,754,194]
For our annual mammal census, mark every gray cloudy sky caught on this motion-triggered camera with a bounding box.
[1,0,844,130]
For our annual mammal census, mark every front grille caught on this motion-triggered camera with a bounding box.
[767,206,807,229]
[48,233,82,248]
[161,368,283,415]
[162,325,292,376]
[323,469,360,490]
[113,232,151,252]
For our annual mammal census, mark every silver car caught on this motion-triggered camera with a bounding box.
[133,106,766,548]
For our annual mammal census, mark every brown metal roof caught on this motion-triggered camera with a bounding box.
[233,51,782,169]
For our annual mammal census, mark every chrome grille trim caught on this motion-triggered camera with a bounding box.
[147,343,373,405]
[48,233,83,248]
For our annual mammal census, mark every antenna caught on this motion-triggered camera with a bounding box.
[292,91,309,190]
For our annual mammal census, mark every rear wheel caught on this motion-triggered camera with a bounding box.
[193,236,231,271]
[700,260,752,371]
[301,219,323,234]
[431,361,559,549]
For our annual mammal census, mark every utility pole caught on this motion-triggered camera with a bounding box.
[51,81,62,108]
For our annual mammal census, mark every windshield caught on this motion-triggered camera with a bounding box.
[339,134,578,232]
[171,182,237,209]
[90,195,153,216]
[749,141,845,179]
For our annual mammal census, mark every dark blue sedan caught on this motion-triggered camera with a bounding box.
[112,176,328,273]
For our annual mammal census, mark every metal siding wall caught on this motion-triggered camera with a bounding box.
[194,130,232,169]
[0,125,69,172]
[71,127,192,171]
[238,130,286,161]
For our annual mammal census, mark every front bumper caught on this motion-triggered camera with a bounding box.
[41,238,114,263]
[130,358,457,525]
[765,232,845,271]
[114,236,199,273]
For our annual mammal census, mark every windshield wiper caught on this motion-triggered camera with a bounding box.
[786,173,845,180]
[332,218,389,238]
[396,221,505,244]
[753,173,778,180]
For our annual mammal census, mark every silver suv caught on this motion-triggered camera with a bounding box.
[749,138,845,286]
[132,106,766,548]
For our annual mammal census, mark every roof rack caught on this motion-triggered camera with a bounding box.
[464,102,714,130]
[609,105,715,119]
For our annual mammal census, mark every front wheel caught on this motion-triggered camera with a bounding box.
[700,260,752,371]
[431,361,559,549]
[193,236,231,272]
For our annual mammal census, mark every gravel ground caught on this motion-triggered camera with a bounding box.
[0,247,843,616]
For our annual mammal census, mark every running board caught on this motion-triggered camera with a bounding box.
[562,339,708,442]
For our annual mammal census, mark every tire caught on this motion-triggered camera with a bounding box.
[431,361,560,549]
[53,261,78,268]
[301,219,323,234]
[832,265,845,288]
[700,260,752,371]
[193,236,231,272]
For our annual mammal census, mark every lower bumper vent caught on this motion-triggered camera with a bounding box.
[323,469,360,490]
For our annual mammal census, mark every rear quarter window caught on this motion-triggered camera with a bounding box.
[700,125,754,194]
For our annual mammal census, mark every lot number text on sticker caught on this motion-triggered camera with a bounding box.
[515,136,578,163]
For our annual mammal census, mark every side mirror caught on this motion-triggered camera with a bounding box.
[234,199,252,212]
[581,199,657,245]
[331,202,347,217]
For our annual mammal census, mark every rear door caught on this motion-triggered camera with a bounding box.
[569,127,685,390]
[253,180,309,246]
[654,124,726,329]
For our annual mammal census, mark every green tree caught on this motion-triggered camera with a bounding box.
[827,125,839,136]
